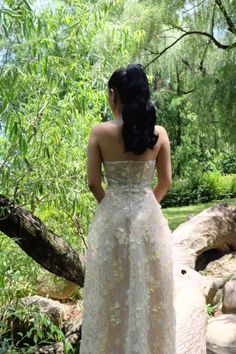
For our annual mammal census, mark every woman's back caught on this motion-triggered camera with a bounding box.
[87,120,172,204]
[92,120,163,162]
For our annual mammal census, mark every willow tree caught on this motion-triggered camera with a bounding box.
[112,0,236,176]
[0,1,99,296]
[0,0,145,296]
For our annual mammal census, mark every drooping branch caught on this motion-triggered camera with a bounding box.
[167,87,195,95]
[215,0,236,35]
[0,195,86,286]
[145,30,236,69]
[211,3,216,36]
[0,146,13,173]
[198,3,216,74]
[182,0,206,14]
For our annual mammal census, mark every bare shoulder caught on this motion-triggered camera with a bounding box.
[90,121,111,135]
[155,125,170,142]
[155,124,168,135]
[90,121,120,139]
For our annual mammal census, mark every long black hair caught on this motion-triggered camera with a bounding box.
[108,64,158,155]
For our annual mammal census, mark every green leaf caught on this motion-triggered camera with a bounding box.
[24,158,32,171]
[45,146,50,159]
[2,9,21,18]
[33,333,38,344]
[22,0,33,12]
[2,24,9,37]
[66,20,81,31]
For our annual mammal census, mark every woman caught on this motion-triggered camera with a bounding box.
[80,64,176,354]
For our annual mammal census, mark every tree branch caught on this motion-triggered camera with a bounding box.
[145,30,236,69]
[0,195,86,286]
[215,0,236,35]
[182,0,206,14]
[199,3,216,74]
[168,87,195,95]
[0,147,13,173]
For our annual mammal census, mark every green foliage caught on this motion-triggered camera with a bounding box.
[0,0,106,225]
[0,302,73,353]
[0,236,40,306]
[206,303,214,316]
[162,172,236,207]
[0,4,146,350]
[222,155,236,174]
[0,0,143,234]
[1,0,235,226]
[121,0,236,171]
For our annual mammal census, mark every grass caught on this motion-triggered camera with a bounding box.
[163,197,236,231]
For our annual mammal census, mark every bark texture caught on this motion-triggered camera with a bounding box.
[0,195,85,286]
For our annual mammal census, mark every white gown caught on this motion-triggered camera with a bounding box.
[79,160,176,354]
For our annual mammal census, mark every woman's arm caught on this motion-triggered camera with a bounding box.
[87,125,105,203]
[153,127,172,203]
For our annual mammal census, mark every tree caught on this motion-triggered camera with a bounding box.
[113,0,236,176]
[0,0,144,301]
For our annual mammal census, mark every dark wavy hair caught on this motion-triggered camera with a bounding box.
[108,63,158,155]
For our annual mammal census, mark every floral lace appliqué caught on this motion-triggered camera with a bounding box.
[80,160,176,354]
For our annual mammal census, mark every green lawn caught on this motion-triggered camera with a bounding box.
[163,197,236,231]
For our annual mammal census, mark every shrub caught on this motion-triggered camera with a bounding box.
[222,156,236,174]
[162,172,236,208]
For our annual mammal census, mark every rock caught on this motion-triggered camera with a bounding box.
[210,277,228,290]
[172,204,236,270]
[35,342,64,354]
[64,301,83,336]
[201,253,236,278]
[202,277,218,306]
[199,276,229,308]
[207,342,236,354]
[171,202,236,353]
[173,265,208,354]
[206,314,236,348]
[222,276,236,314]
[211,288,224,311]
[36,275,80,301]
[21,295,65,327]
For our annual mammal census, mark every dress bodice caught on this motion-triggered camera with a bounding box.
[103,160,156,189]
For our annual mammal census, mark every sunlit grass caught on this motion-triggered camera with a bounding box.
[163,197,236,231]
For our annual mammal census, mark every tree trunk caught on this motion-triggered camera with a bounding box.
[0,195,85,286]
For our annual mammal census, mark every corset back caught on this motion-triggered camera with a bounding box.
[103,160,156,190]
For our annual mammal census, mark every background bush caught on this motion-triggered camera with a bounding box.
[162,172,236,207]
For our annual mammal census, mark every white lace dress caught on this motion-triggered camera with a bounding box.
[79,160,176,354]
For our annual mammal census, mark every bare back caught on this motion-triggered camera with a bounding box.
[95,120,163,162]
[87,120,172,203]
